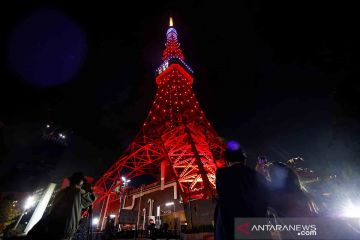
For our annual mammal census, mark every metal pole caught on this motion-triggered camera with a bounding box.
[101,194,111,231]
[13,211,25,230]
[118,184,124,231]
[188,190,192,229]
[173,204,177,237]
[119,178,130,231]
[134,185,143,240]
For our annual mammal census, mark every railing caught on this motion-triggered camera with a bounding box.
[72,229,181,240]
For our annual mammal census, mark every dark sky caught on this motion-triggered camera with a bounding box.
[1,1,360,191]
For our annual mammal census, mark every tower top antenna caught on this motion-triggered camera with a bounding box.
[169,17,173,27]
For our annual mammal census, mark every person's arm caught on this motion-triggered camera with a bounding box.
[80,188,96,209]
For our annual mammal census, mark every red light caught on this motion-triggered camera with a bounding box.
[93,20,225,223]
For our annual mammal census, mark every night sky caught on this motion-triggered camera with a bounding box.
[1,1,359,191]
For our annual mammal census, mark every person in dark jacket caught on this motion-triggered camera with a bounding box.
[162,222,169,237]
[147,219,156,240]
[268,162,319,217]
[27,172,95,240]
[215,147,269,240]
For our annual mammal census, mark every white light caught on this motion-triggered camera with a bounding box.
[343,202,360,218]
[121,177,130,183]
[109,214,116,219]
[46,125,50,128]
[24,183,56,234]
[24,196,35,210]
[165,202,174,206]
[92,217,99,225]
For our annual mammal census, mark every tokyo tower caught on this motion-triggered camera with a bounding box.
[93,17,225,219]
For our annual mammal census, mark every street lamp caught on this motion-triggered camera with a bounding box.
[92,217,99,226]
[165,202,174,206]
[14,196,35,230]
[24,196,35,210]
[121,177,131,185]
[165,201,175,213]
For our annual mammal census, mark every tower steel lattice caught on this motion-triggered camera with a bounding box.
[93,18,225,225]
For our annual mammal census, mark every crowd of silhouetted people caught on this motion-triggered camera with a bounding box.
[0,147,331,240]
[2,149,321,240]
[215,147,319,240]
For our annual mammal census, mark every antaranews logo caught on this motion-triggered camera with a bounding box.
[236,222,251,235]
[235,217,360,240]
[250,224,317,236]
[235,218,319,239]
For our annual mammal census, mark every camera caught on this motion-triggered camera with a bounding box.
[81,179,93,193]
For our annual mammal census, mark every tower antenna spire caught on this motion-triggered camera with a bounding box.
[162,17,184,62]
[169,17,173,27]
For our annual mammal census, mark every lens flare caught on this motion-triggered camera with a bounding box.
[342,201,360,218]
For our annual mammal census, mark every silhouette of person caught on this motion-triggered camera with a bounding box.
[268,162,319,217]
[215,147,269,240]
[147,219,156,240]
[27,172,95,240]
[162,222,169,236]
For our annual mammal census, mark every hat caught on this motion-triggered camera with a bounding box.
[68,171,85,185]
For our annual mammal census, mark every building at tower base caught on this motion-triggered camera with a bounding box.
[98,181,216,232]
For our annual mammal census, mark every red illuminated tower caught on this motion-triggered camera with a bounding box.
[94,18,225,224]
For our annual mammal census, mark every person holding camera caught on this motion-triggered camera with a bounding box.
[215,148,270,240]
[27,172,95,240]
